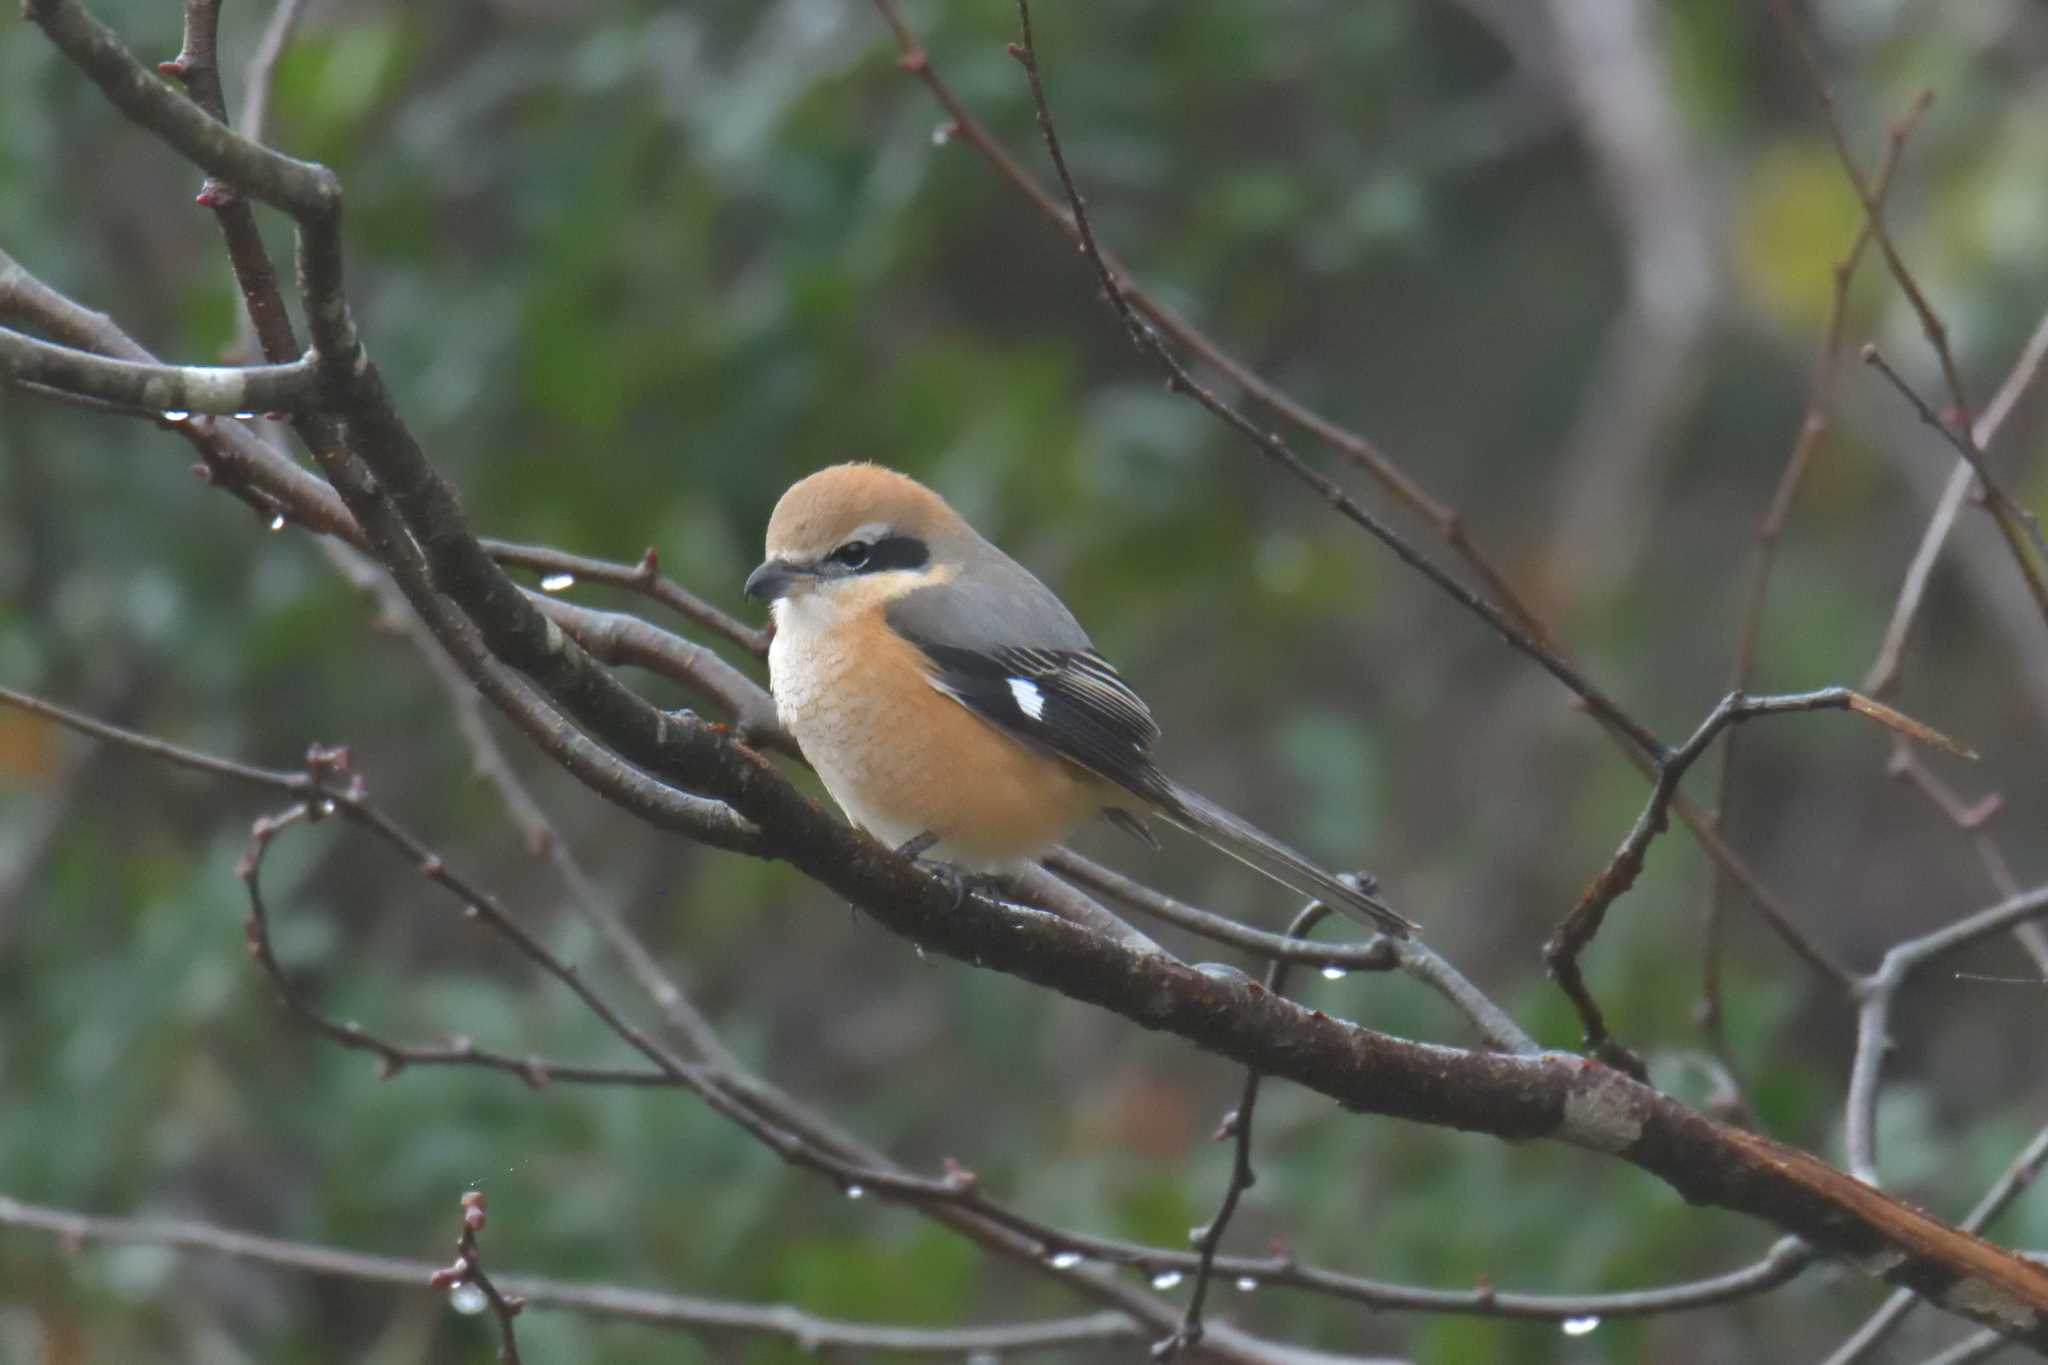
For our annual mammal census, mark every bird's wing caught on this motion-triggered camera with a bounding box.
[892,631,1176,810]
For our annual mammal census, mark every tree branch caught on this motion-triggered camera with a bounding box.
[10,677,2046,1344]
[0,326,316,414]
[869,0,1853,1012]
[0,1192,1141,1358]
[1549,689,1960,1072]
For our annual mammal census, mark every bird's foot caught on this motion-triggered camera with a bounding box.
[893,832,1003,911]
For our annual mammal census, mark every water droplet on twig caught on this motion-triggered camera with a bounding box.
[447,1281,489,1315]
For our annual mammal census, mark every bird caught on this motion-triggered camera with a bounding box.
[742,462,1414,938]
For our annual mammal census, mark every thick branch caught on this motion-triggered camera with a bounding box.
[0,326,316,414]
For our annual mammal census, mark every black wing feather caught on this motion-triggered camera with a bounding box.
[901,637,1177,810]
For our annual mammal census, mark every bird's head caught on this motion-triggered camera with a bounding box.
[744,463,959,610]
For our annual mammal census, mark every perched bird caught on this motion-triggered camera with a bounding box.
[743,463,1414,938]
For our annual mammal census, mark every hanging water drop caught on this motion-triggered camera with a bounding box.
[162,410,191,422]
[1561,1315,1600,1336]
[1320,965,1347,981]
[1048,1250,1084,1270]
[269,514,287,531]
[1149,1269,1184,1290]
[447,1280,489,1315]
[843,1184,865,1200]
[233,411,256,420]
[1234,1276,1259,1293]
[540,572,576,592]
[931,121,956,147]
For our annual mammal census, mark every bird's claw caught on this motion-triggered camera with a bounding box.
[893,832,1001,911]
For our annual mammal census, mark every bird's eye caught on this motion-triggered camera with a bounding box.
[829,540,871,570]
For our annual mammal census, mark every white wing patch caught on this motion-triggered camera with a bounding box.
[1007,676,1046,720]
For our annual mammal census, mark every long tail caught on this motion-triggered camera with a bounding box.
[1153,781,1416,938]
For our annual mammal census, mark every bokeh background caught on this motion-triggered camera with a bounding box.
[4,1,2048,1361]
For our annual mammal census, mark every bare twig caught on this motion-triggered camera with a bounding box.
[236,796,669,1090]
[1845,887,2048,1188]
[1701,90,1928,1049]
[0,1192,1139,1357]
[0,244,352,537]
[1165,902,1332,1357]
[23,4,2048,1350]
[162,0,301,366]
[1867,308,2048,696]
[1000,0,1664,764]
[1886,746,2048,977]
[866,0,1553,646]
[238,0,309,144]
[1863,344,2048,614]
[873,0,1850,1008]
[529,591,786,747]
[1767,0,2048,630]
[1550,690,1939,1071]
[12,684,2042,1344]
[323,537,754,1069]
[1762,0,1969,421]
[427,1191,525,1364]
[0,687,1259,1354]
[1907,1330,2012,1365]
[1049,850,1537,1054]
[486,538,769,655]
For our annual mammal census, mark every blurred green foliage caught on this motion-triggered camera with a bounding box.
[4,1,2048,1362]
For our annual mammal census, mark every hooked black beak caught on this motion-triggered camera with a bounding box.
[744,557,808,601]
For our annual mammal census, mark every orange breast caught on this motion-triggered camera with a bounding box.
[770,600,1102,867]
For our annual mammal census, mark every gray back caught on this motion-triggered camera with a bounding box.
[884,528,1092,653]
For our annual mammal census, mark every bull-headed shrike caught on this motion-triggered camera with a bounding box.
[744,463,1413,938]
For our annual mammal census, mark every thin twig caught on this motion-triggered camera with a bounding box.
[1049,850,1537,1054]
[866,0,1553,646]
[1001,0,1663,765]
[1165,902,1332,1356]
[325,537,756,1068]
[1549,690,1945,1071]
[0,1193,1139,1356]
[0,687,1269,1352]
[163,0,302,366]
[529,591,786,747]
[427,1191,525,1364]
[1845,886,2048,1187]
[1701,90,1928,1052]
[1866,308,2048,696]
[485,538,769,655]
[1863,344,2048,615]
[1906,1330,2010,1365]
[881,0,1848,1005]
[1886,745,2048,976]
[237,796,671,1089]
[238,0,308,144]
[1767,0,2048,630]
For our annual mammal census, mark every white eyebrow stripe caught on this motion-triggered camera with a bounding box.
[1007,677,1046,720]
